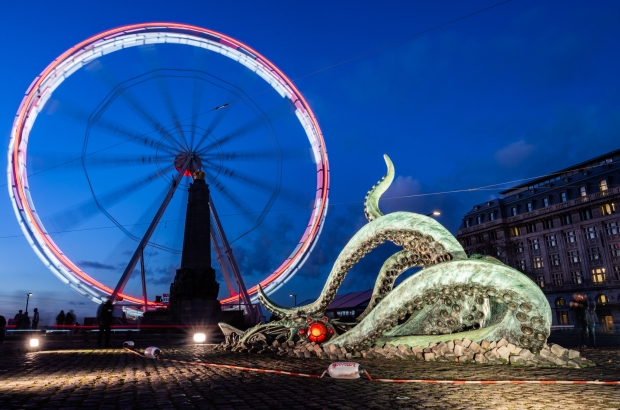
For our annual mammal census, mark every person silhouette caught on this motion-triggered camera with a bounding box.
[14,310,23,330]
[32,308,39,330]
[97,300,114,348]
[56,310,65,326]
[0,315,6,343]
[22,312,31,330]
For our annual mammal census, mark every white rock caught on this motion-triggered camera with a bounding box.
[497,345,510,360]
[462,339,472,348]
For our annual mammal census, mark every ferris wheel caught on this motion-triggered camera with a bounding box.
[7,23,329,310]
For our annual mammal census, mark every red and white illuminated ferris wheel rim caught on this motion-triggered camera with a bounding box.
[7,22,329,306]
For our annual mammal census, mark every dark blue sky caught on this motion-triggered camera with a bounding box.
[0,1,619,324]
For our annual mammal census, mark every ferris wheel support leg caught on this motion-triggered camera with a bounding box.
[209,198,257,322]
[140,247,148,312]
[210,225,237,298]
[111,157,192,302]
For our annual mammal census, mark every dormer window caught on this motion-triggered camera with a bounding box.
[579,186,587,197]
[511,207,518,216]
[560,192,567,202]
[464,219,470,228]
[489,211,495,221]
[526,202,533,212]
[543,197,549,207]
[600,180,608,192]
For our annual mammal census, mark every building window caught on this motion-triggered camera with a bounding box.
[555,297,566,306]
[549,254,561,267]
[601,202,616,216]
[557,311,570,325]
[564,230,577,243]
[476,215,482,225]
[337,310,356,317]
[579,186,587,197]
[527,223,536,234]
[614,266,620,280]
[529,238,541,250]
[595,294,608,304]
[517,242,524,253]
[561,214,572,225]
[571,271,583,284]
[567,250,580,264]
[610,243,620,258]
[600,180,608,192]
[511,207,518,216]
[532,256,544,269]
[518,259,526,271]
[489,230,498,240]
[546,235,557,248]
[535,275,545,287]
[543,218,554,230]
[526,202,533,212]
[579,209,592,221]
[607,222,619,236]
[464,219,470,228]
[591,268,606,284]
[587,247,601,261]
[463,237,471,247]
[584,226,597,239]
[561,192,567,202]
[543,197,550,207]
[511,227,520,237]
[552,273,563,286]
[489,211,495,221]
[475,234,483,244]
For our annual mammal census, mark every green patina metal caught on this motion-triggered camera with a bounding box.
[221,155,552,354]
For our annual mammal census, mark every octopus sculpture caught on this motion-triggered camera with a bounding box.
[220,155,552,354]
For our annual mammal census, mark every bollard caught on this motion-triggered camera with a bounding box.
[144,346,161,359]
[123,341,135,348]
[326,362,364,379]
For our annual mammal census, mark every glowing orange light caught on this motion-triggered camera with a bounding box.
[306,321,329,343]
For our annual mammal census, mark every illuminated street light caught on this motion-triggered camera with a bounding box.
[25,292,33,314]
[290,294,297,307]
[193,333,206,343]
[426,211,441,217]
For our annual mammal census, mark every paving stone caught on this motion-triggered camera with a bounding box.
[550,344,567,358]
[496,346,510,360]
[423,352,435,361]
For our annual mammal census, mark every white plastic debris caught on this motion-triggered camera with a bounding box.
[327,362,363,379]
[123,341,135,348]
[144,346,161,359]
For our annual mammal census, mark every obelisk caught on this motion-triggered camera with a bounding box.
[168,170,221,325]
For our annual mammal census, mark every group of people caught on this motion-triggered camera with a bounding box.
[570,293,598,349]
[55,309,78,327]
[11,308,40,330]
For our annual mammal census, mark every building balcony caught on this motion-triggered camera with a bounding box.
[457,218,504,235]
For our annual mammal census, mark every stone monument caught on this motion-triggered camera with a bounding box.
[167,170,222,326]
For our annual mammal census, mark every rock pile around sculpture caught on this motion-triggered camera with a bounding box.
[216,338,595,368]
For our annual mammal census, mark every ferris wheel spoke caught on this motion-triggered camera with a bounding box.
[196,102,293,153]
[207,175,255,223]
[83,154,170,169]
[217,166,308,207]
[85,59,185,152]
[48,100,178,154]
[49,164,175,231]
[190,51,210,149]
[138,45,190,151]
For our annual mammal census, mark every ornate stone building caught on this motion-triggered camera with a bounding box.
[456,149,620,332]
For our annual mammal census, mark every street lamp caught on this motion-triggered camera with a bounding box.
[426,211,441,217]
[289,294,297,307]
[25,292,33,314]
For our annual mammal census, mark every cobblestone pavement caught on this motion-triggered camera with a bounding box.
[1,340,619,409]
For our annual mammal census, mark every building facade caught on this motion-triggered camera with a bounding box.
[456,149,620,333]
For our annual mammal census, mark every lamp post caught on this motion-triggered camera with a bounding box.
[426,211,441,217]
[289,294,297,307]
[25,293,32,314]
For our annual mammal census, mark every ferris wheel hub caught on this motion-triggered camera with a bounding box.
[174,152,203,177]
